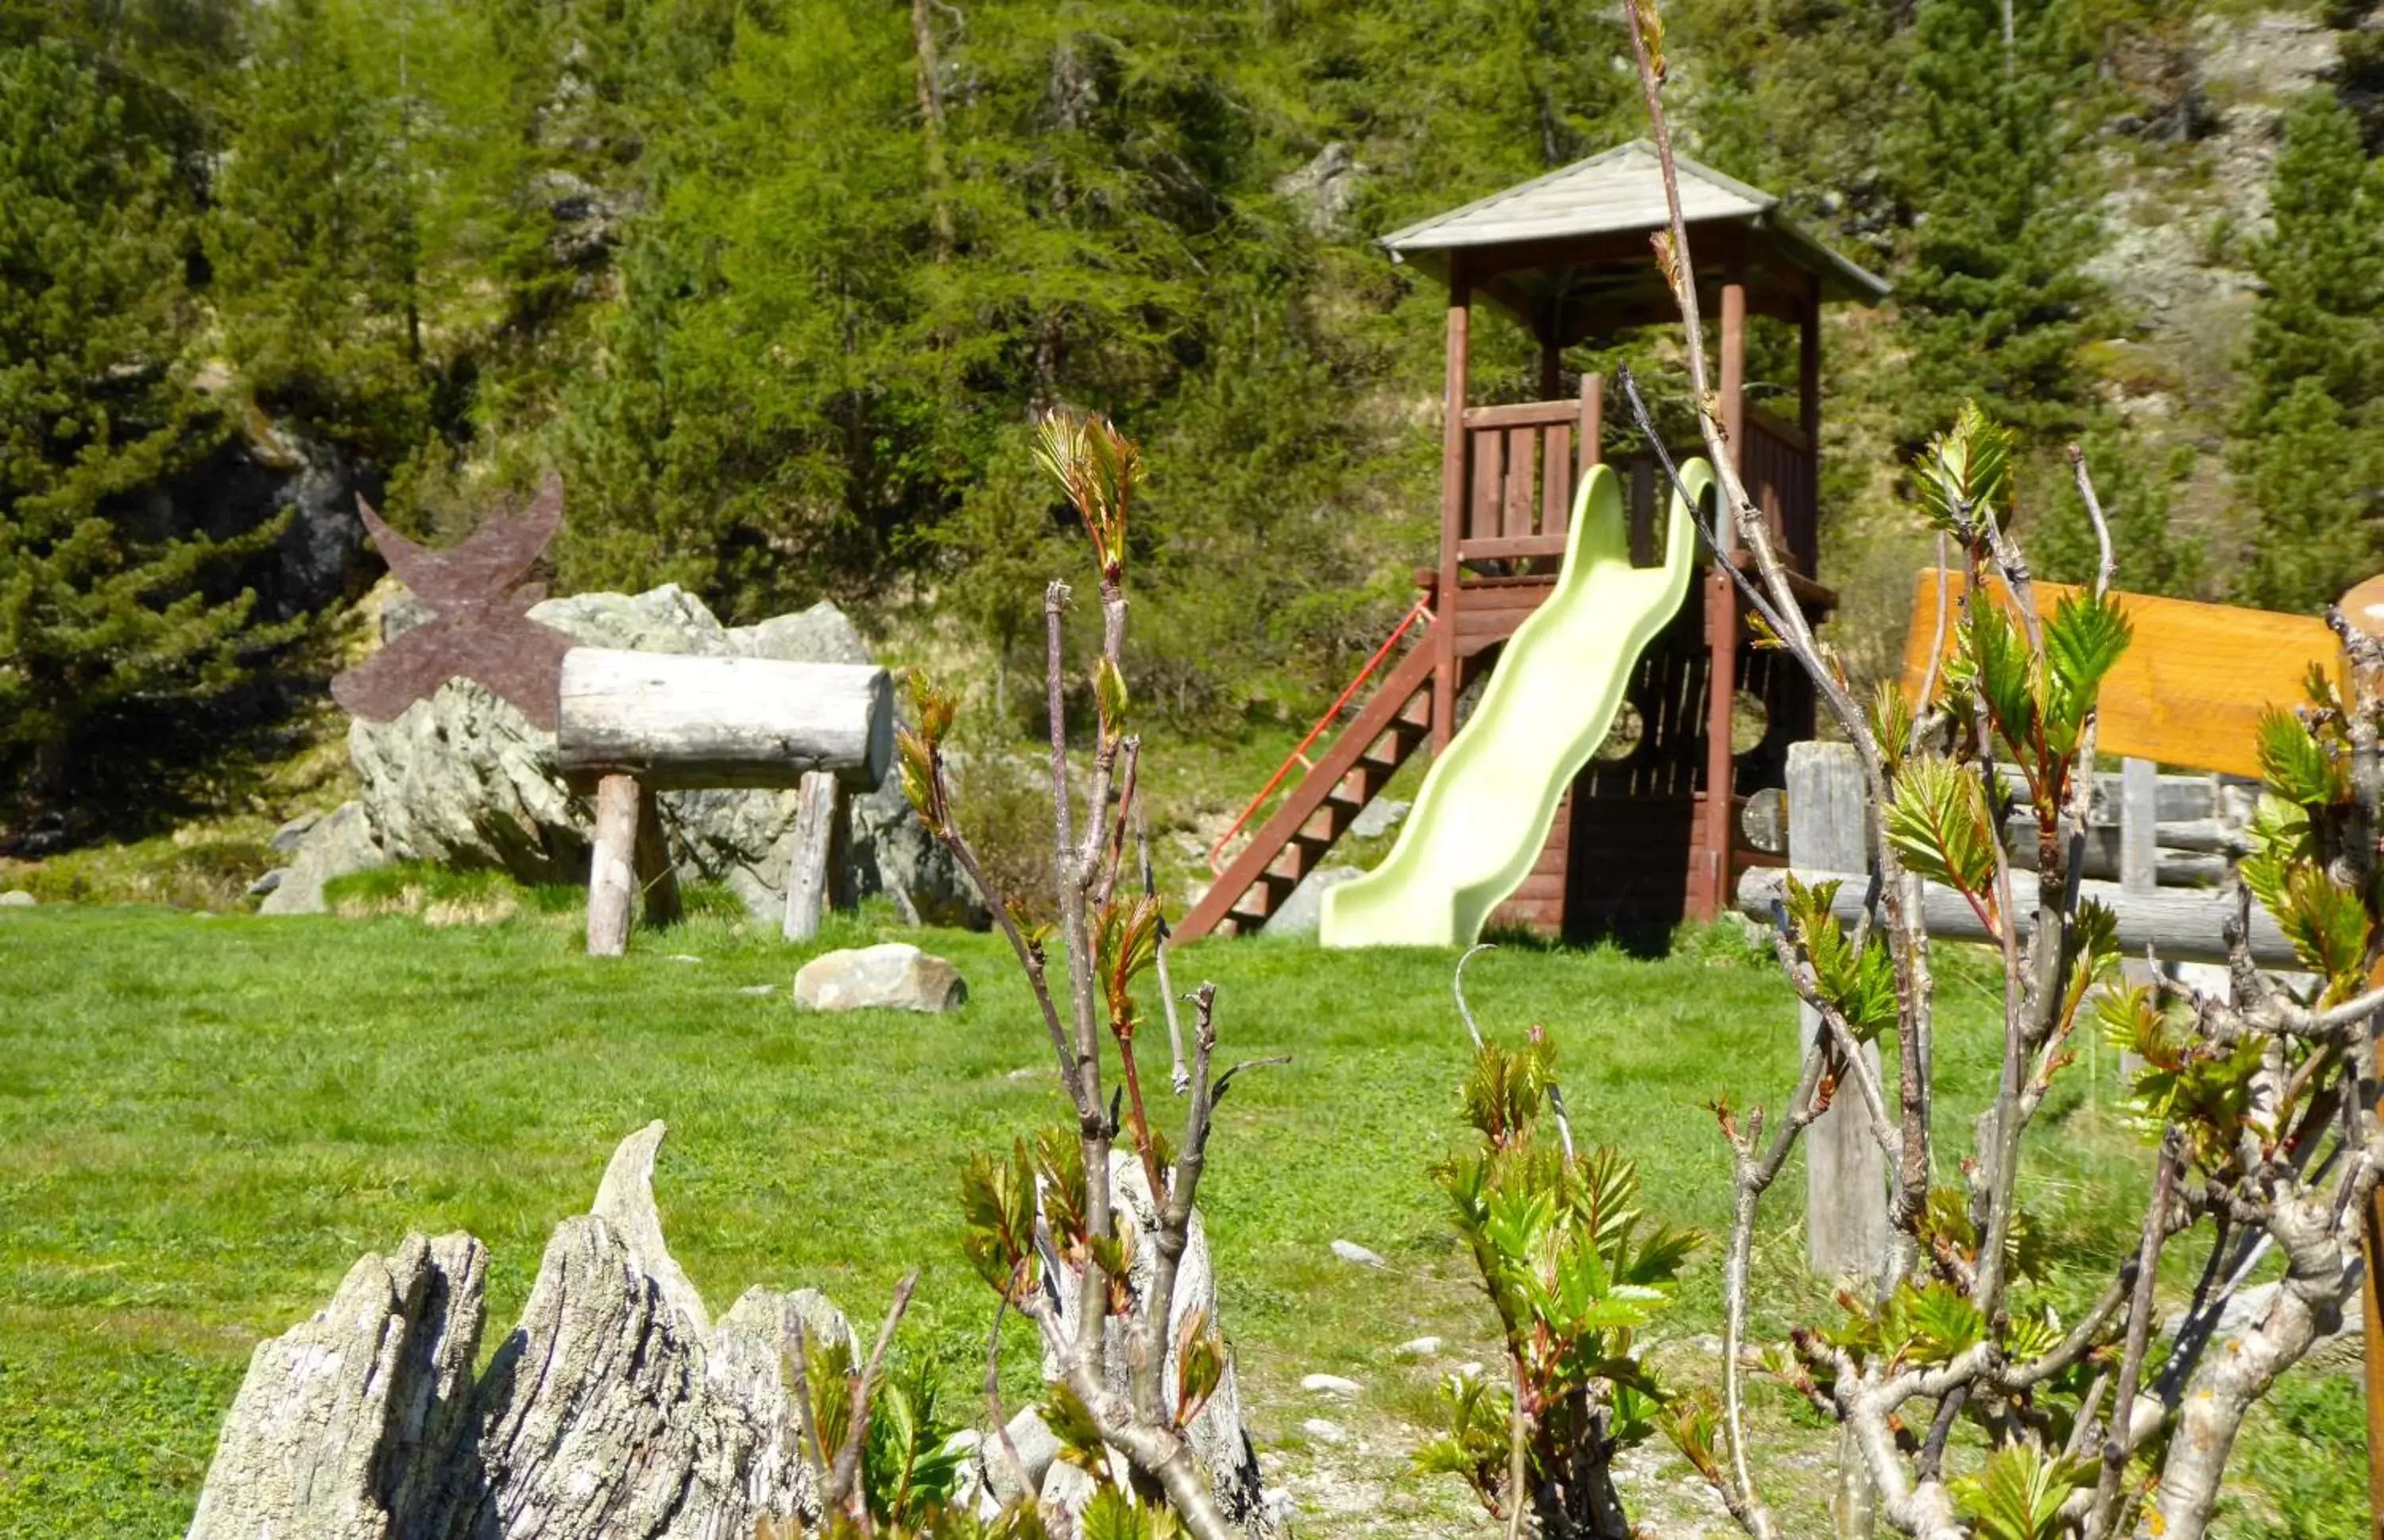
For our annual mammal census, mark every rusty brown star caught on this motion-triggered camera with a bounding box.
[331,474,579,731]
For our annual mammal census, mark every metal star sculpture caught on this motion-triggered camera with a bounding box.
[331,473,578,731]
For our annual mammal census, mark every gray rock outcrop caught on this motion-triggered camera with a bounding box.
[1262,863,1362,937]
[793,942,968,1013]
[346,584,981,926]
[186,1123,853,1540]
[258,801,391,916]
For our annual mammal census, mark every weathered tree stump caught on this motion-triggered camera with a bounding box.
[187,1124,853,1540]
[186,1125,1281,1540]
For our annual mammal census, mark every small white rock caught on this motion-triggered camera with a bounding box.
[0,890,34,907]
[1329,1239,1386,1268]
[1300,1373,1361,1397]
[1394,1336,1442,1359]
[1007,1066,1043,1081]
[1300,1418,1349,1446]
[664,953,704,963]
[737,983,778,996]
[1455,1361,1484,1379]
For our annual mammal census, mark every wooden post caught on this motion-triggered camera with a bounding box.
[1798,277,1824,575]
[587,772,642,958]
[1434,265,1471,753]
[1694,276,1751,921]
[633,782,681,929]
[1720,276,1748,470]
[1581,372,1603,468]
[1790,742,1890,1280]
[2119,758,2158,895]
[781,769,846,942]
[2115,757,2158,1081]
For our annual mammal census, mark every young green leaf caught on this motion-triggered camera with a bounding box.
[1951,1445,2092,1540]
[1886,756,2001,901]
[1914,401,2014,535]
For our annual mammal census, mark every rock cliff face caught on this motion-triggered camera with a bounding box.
[292,583,981,924]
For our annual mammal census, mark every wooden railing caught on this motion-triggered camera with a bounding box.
[1447,382,1814,577]
[1742,404,1816,575]
[1457,397,1585,567]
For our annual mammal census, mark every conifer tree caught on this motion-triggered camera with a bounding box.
[1884,0,2102,449]
[0,41,293,808]
[2233,90,2384,613]
[207,0,425,461]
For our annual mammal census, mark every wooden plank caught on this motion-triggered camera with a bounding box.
[1542,423,1572,537]
[586,772,641,958]
[1449,581,1558,611]
[1460,536,1569,563]
[1789,743,1888,1283]
[1504,426,1535,538]
[1581,373,1603,471]
[1738,865,2298,967]
[1898,571,2339,781]
[1461,399,1582,429]
[558,650,892,790]
[1470,427,1503,540]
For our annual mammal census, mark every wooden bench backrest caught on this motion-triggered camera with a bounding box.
[1898,569,2341,781]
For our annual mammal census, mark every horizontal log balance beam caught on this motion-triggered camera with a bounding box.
[556,648,894,790]
[1734,865,2297,969]
[555,648,894,955]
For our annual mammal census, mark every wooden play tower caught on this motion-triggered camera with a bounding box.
[1176,142,1887,944]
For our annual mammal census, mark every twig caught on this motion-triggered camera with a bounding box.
[1916,531,1951,729]
[1507,1352,1531,1540]
[788,1317,830,1477]
[2067,443,2117,600]
[985,1279,1035,1503]
[2086,1130,2181,1538]
[1135,783,1190,1093]
[825,1269,923,1521]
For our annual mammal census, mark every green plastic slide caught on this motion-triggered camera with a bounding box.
[1320,455,1711,950]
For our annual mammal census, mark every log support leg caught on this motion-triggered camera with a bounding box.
[588,772,643,958]
[783,769,847,942]
[634,783,682,930]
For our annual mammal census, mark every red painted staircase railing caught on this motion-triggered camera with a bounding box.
[1174,599,1449,942]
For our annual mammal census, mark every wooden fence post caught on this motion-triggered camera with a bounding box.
[781,769,846,942]
[2115,757,2158,1081]
[1788,741,1890,1281]
[587,772,643,958]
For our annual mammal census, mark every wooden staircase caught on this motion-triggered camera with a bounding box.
[1176,641,1459,941]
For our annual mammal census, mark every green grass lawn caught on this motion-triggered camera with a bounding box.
[0,900,2364,1537]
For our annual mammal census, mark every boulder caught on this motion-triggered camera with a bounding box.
[0,890,36,907]
[793,942,967,1013]
[1262,863,1363,937]
[259,801,390,916]
[346,585,981,925]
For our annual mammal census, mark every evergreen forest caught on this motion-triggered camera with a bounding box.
[6,0,2384,836]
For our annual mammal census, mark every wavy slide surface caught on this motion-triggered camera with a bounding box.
[1320,457,1710,949]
